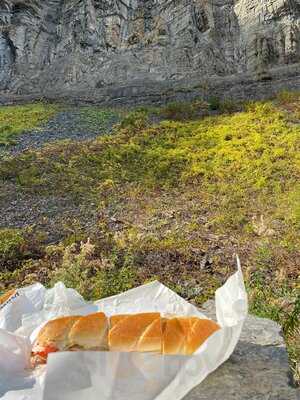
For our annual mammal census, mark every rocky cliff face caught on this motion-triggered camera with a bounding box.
[0,0,299,93]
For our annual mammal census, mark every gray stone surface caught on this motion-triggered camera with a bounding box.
[0,64,300,107]
[184,300,300,400]
[0,0,299,95]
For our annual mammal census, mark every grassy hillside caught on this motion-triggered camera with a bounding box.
[0,93,299,382]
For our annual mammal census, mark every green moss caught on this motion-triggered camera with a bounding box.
[119,109,150,130]
[0,228,25,264]
[255,243,275,269]
[280,185,300,230]
[0,227,46,273]
[79,107,120,131]
[2,98,299,233]
[0,103,60,146]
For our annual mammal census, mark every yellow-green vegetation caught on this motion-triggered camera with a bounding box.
[2,100,300,227]
[157,97,241,121]
[0,103,60,145]
[0,228,25,265]
[79,107,121,131]
[0,92,299,383]
[50,240,137,300]
[159,100,206,120]
[0,227,44,270]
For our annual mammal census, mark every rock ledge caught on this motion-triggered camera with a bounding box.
[185,301,299,400]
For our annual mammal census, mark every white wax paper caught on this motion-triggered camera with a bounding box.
[0,260,248,400]
[0,284,46,332]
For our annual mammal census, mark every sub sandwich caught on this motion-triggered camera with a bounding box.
[31,312,220,366]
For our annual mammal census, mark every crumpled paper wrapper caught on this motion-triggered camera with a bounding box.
[0,259,248,400]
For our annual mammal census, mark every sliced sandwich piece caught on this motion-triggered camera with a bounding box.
[162,317,220,355]
[68,312,108,351]
[31,312,108,366]
[31,315,80,366]
[109,312,162,353]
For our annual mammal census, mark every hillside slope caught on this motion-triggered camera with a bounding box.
[0,93,299,382]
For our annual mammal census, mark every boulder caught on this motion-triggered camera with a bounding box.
[185,301,300,400]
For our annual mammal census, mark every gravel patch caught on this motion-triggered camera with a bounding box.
[0,183,98,243]
[0,108,120,158]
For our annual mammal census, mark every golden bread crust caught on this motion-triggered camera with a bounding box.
[68,312,108,350]
[162,317,220,355]
[187,318,220,353]
[35,316,80,350]
[109,313,162,352]
[0,289,16,305]
[161,318,185,354]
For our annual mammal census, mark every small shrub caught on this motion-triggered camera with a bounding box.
[50,240,96,298]
[119,110,149,130]
[248,275,300,385]
[51,239,138,300]
[284,294,300,334]
[160,100,210,121]
[160,102,196,121]
[0,227,46,271]
[208,96,221,111]
[277,90,300,104]
[219,99,240,114]
[0,125,14,146]
[0,228,25,267]
[92,265,137,300]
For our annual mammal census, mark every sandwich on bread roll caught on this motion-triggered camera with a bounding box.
[31,312,108,366]
[0,289,16,306]
[162,317,220,355]
[109,313,162,353]
[31,312,221,367]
